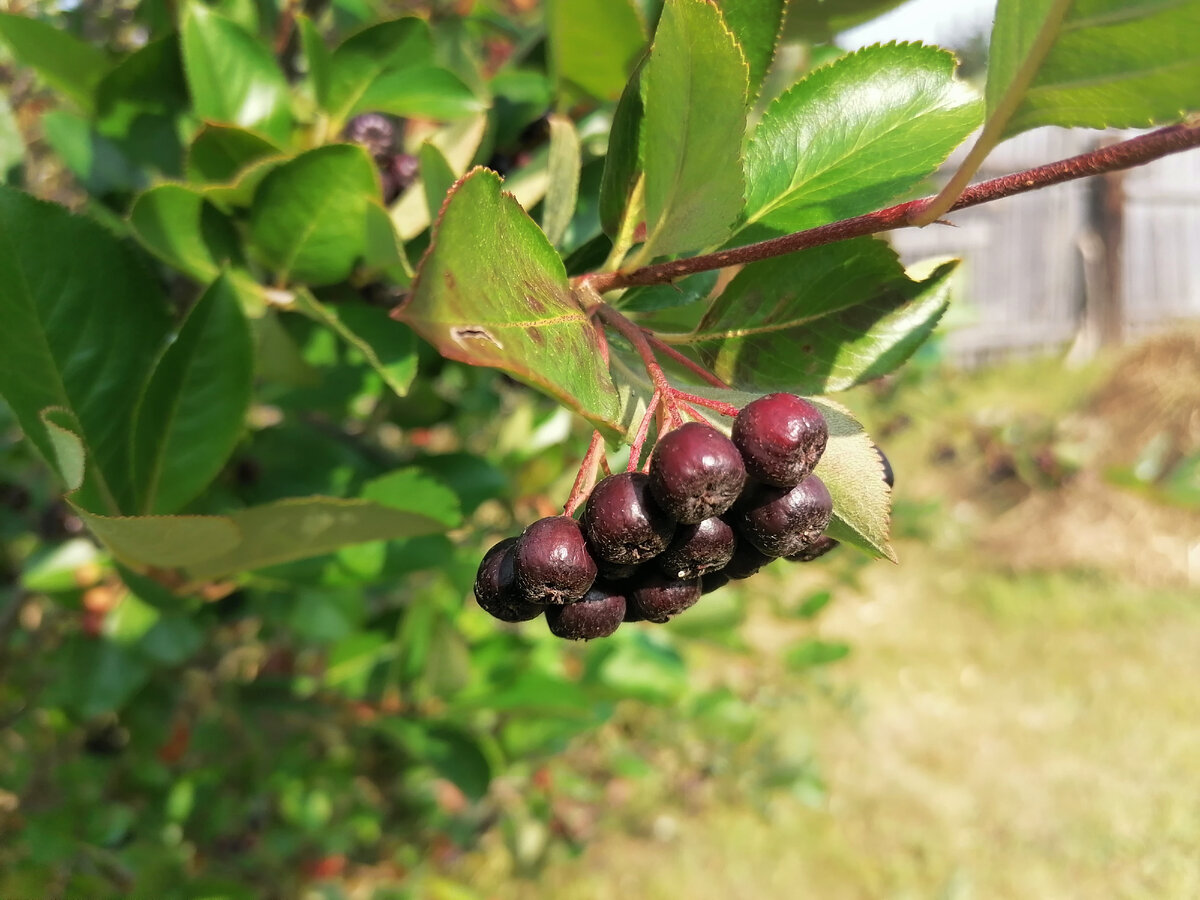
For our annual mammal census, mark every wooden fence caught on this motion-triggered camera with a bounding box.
[888,127,1200,364]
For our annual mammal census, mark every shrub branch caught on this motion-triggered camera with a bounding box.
[581,122,1200,293]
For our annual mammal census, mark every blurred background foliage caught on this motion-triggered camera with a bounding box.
[0,0,1198,898]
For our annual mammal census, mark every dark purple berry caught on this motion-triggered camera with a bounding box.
[474,538,544,622]
[343,113,395,159]
[700,571,731,595]
[628,572,702,623]
[513,516,597,605]
[732,393,828,487]
[597,559,643,582]
[658,517,735,580]
[381,153,419,202]
[721,540,775,579]
[875,444,895,489]
[546,582,626,640]
[582,472,676,566]
[733,475,834,558]
[648,422,747,524]
[786,535,840,563]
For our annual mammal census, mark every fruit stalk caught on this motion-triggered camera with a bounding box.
[582,122,1200,293]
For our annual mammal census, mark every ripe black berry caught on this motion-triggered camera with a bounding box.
[513,515,597,605]
[786,534,840,562]
[344,113,396,158]
[658,516,735,580]
[474,538,543,622]
[733,475,833,557]
[597,559,643,582]
[382,152,419,202]
[721,540,775,579]
[648,422,746,523]
[701,571,731,594]
[582,472,676,565]
[546,582,626,640]
[627,572,702,623]
[732,393,828,487]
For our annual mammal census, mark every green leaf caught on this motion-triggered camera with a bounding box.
[323,631,393,696]
[325,17,435,126]
[182,494,456,578]
[132,275,254,514]
[542,114,581,247]
[598,54,646,238]
[78,488,455,577]
[297,14,332,109]
[743,43,981,233]
[186,124,282,183]
[0,188,171,513]
[75,509,242,567]
[181,3,293,143]
[53,637,151,718]
[418,140,456,223]
[783,0,907,38]
[988,0,1200,136]
[360,468,461,528]
[374,719,492,800]
[714,0,786,96]
[40,407,86,492]
[247,144,379,285]
[356,66,484,121]
[0,12,110,111]
[666,238,955,396]
[641,0,747,258]
[363,199,414,284]
[391,113,488,241]
[546,0,646,101]
[785,638,851,670]
[680,388,895,559]
[293,290,418,396]
[93,35,188,176]
[395,168,624,437]
[129,184,243,281]
[41,110,144,196]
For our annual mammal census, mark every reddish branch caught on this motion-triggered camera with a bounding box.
[582,122,1200,293]
[564,430,607,516]
[627,391,662,472]
[594,304,684,426]
[646,333,729,389]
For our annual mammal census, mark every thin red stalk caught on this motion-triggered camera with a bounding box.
[678,400,713,423]
[595,305,683,426]
[646,334,728,388]
[582,123,1200,293]
[671,390,740,418]
[564,431,606,516]
[627,391,661,473]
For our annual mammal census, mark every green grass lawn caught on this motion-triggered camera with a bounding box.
[465,334,1200,900]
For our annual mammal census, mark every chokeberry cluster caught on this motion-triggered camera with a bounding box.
[343,113,419,203]
[474,393,882,641]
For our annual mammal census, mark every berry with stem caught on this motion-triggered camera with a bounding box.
[648,421,746,523]
[474,538,543,622]
[733,475,834,558]
[628,572,702,623]
[732,393,829,487]
[658,516,736,580]
[546,583,626,640]
[514,516,597,605]
[582,472,676,565]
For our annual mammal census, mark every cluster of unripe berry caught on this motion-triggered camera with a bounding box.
[475,393,868,641]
